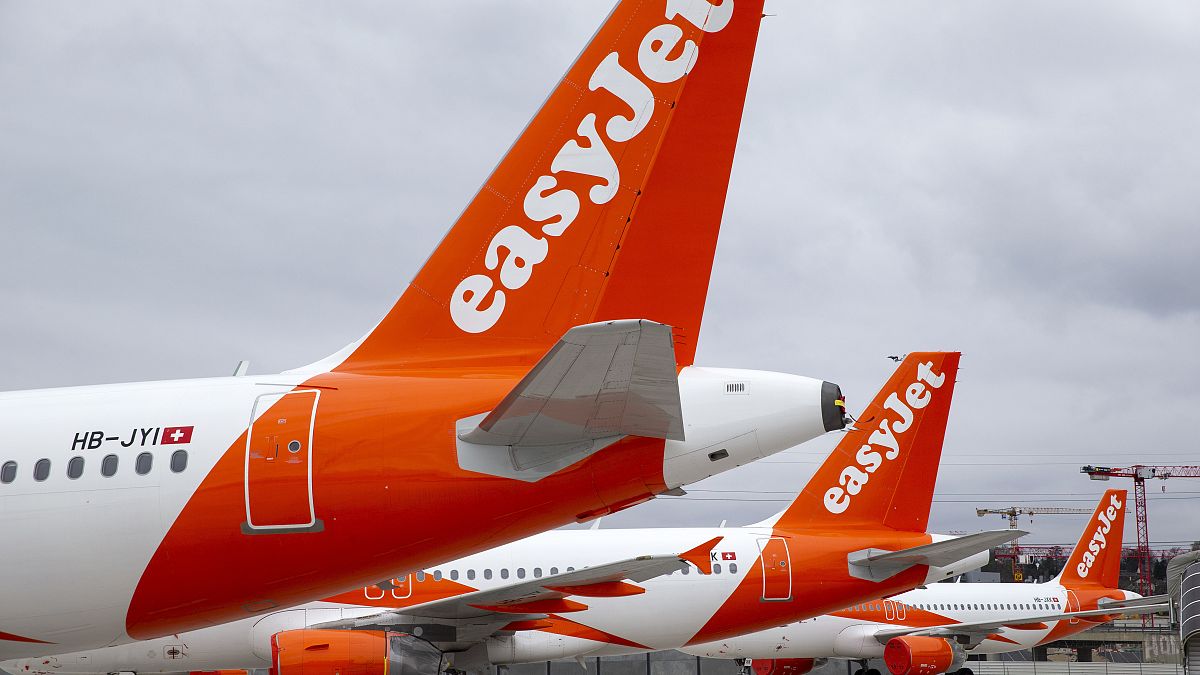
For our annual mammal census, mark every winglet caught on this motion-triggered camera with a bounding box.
[680,536,723,575]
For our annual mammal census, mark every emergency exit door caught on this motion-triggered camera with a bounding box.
[1066,590,1081,624]
[244,390,320,533]
[757,537,793,601]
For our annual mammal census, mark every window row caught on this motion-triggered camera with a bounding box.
[411,562,739,583]
[0,450,189,484]
[845,600,1061,613]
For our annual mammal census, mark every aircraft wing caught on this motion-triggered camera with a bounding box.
[314,537,721,630]
[456,319,683,481]
[871,595,1170,647]
[848,530,1026,582]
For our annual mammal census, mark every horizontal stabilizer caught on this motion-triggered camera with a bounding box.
[1098,594,1170,611]
[457,319,682,480]
[848,530,1025,582]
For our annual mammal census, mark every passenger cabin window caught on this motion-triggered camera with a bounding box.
[0,461,15,484]
[433,571,443,581]
[136,452,153,475]
[170,450,188,473]
[34,458,51,482]
[516,568,525,579]
[484,569,493,580]
[550,567,559,575]
[67,456,84,479]
[467,569,476,581]
[534,567,542,578]
[101,454,119,477]
[450,570,459,581]
[416,571,426,582]
[729,563,738,574]
[500,569,509,579]
[713,563,722,574]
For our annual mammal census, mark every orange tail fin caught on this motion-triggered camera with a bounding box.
[1056,489,1128,589]
[773,352,961,533]
[329,0,766,371]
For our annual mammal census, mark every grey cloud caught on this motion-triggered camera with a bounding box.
[2,1,1198,548]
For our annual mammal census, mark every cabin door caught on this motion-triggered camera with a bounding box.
[244,390,321,533]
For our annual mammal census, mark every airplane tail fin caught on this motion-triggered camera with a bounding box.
[772,352,961,533]
[1055,489,1128,589]
[321,0,766,372]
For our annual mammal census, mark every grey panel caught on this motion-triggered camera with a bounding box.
[457,319,682,480]
[848,530,1025,582]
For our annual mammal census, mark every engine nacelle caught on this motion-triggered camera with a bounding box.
[485,631,599,664]
[883,636,965,675]
[750,658,823,675]
[270,629,441,675]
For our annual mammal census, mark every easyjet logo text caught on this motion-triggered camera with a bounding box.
[449,0,734,333]
[823,361,946,514]
[1076,492,1123,579]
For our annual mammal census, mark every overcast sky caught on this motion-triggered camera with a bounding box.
[2,1,1198,552]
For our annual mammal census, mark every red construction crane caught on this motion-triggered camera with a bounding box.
[1080,464,1200,625]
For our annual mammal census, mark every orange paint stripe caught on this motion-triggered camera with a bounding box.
[540,615,650,650]
[0,630,51,644]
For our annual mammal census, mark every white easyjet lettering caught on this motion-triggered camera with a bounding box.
[822,360,946,514]
[590,53,655,143]
[450,275,505,334]
[449,1,734,333]
[524,176,580,237]
[1076,493,1123,578]
[485,226,549,290]
[665,0,734,33]
[638,23,698,84]
[551,113,620,205]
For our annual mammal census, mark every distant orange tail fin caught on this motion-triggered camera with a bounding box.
[1056,489,1127,589]
[773,352,960,533]
[329,0,765,371]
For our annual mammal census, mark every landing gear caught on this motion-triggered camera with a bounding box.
[851,659,880,675]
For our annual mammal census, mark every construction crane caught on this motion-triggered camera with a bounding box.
[1081,464,1200,625]
[975,505,1092,529]
[976,505,1092,582]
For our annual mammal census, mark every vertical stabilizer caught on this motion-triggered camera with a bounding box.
[326,0,766,372]
[1056,489,1128,589]
[773,352,961,533]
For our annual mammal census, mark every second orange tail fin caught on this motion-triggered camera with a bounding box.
[1056,489,1128,589]
[773,352,960,533]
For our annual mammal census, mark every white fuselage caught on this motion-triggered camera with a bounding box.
[0,365,836,661]
[1,528,982,674]
[683,581,1137,661]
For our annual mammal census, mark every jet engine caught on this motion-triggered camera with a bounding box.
[750,658,824,675]
[270,629,442,675]
[883,636,965,675]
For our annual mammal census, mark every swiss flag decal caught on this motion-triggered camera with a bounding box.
[162,426,194,445]
[721,552,737,561]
